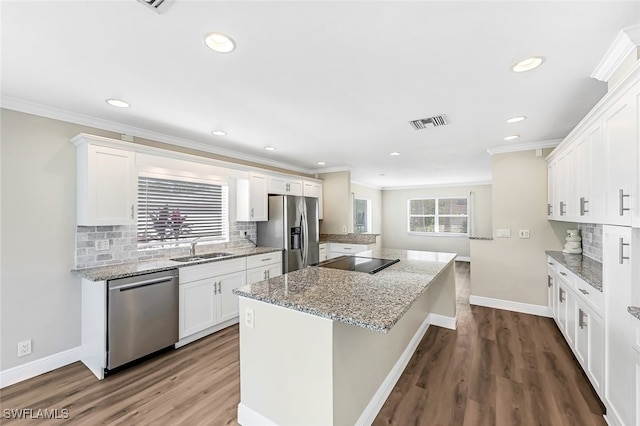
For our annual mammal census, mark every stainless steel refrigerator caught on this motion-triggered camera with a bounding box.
[257,195,319,273]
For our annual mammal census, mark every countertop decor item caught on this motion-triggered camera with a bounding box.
[563,229,582,254]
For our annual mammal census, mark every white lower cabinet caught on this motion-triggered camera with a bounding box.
[326,243,370,259]
[246,252,283,285]
[319,243,327,262]
[548,256,605,400]
[179,257,247,340]
[604,225,635,426]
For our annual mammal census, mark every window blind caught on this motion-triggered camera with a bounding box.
[137,174,229,243]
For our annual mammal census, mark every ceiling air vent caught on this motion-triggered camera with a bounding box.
[136,0,171,13]
[409,115,448,130]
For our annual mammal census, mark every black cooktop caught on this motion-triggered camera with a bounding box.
[315,256,400,274]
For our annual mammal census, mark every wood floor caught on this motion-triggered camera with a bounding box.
[0,262,605,425]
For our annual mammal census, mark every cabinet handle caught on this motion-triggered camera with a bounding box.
[214,282,218,295]
[579,288,589,295]
[579,309,587,329]
[559,201,566,216]
[619,237,630,264]
[579,197,589,216]
[250,207,254,218]
[548,262,554,266]
[548,203,552,216]
[218,282,221,293]
[266,270,270,279]
[559,288,565,303]
[619,189,630,216]
[261,258,272,262]
[263,270,267,280]
[547,276,553,288]
[559,272,567,277]
[131,204,135,219]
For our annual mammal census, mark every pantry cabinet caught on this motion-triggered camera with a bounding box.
[72,137,137,226]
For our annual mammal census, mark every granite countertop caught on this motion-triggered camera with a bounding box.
[73,246,282,281]
[468,236,493,240]
[234,248,456,333]
[629,306,640,321]
[546,250,602,292]
[320,233,379,245]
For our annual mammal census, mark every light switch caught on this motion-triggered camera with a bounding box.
[496,229,511,238]
[519,229,530,239]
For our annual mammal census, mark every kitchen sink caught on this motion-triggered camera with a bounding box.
[171,252,234,262]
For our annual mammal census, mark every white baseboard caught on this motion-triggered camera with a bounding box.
[0,346,81,389]
[355,316,432,425]
[469,295,552,318]
[455,256,471,262]
[237,402,278,426]
[428,313,457,330]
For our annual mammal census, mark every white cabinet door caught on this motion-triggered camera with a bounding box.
[575,301,589,367]
[303,180,324,219]
[179,278,217,339]
[77,144,136,226]
[557,281,568,334]
[547,161,556,219]
[574,134,592,220]
[604,225,635,426]
[603,91,637,226]
[247,263,282,285]
[565,283,576,347]
[547,273,555,315]
[217,271,247,324]
[249,173,268,221]
[268,176,303,196]
[557,146,576,220]
[587,308,605,397]
[588,123,606,222]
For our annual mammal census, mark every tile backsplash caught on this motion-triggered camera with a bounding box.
[75,222,257,269]
[578,223,602,263]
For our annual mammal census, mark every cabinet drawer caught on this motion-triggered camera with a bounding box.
[575,279,604,315]
[557,264,575,286]
[546,256,559,273]
[328,243,368,253]
[246,252,282,269]
[180,257,247,284]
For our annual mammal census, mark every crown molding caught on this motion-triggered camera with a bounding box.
[486,139,561,155]
[382,180,493,191]
[314,166,352,174]
[0,96,315,175]
[591,25,640,82]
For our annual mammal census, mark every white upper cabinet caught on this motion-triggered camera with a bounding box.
[73,137,136,226]
[237,172,268,222]
[303,180,324,219]
[268,175,303,196]
[546,69,639,227]
[603,89,637,226]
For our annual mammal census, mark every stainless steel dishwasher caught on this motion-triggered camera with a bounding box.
[107,269,179,370]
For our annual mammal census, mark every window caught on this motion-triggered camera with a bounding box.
[353,198,371,233]
[137,173,229,244]
[408,197,468,235]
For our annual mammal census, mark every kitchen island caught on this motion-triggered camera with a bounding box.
[233,248,457,426]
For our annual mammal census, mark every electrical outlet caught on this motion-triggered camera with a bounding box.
[496,228,511,238]
[519,229,530,239]
[17,339,31,357]
[244,308,255,329]
[95,239,110,251]
[342,225,347,232]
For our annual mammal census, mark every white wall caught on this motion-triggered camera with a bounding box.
[470,149,574,306]
[381,184,492,258]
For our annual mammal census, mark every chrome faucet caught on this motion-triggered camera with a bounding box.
[190,237,202,256]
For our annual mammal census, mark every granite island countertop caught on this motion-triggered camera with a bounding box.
[73,246,282,281]
[546,250,602,292]
[233,248,456,333]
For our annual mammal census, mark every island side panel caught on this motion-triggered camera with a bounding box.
[237,297,334,426]
[332,288,430,425]
[427,261,457,325]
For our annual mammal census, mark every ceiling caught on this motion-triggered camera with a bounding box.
[2,1,638,188]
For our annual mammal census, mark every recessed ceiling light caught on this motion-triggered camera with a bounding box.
[317,161,326,166]
[204,32,236,53]
[105,99,130,108]
[390,152,401,156]
[264,146,276,151]
[506,116,526,123]
[379,173,386,176]
[511,57,544,72]
[211,130,227,136]
[504,135,520,141]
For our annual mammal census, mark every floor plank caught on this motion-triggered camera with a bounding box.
[0,262,606,425]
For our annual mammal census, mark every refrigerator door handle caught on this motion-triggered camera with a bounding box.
[300,212,307,267]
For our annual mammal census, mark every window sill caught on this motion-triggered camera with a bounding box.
[407,232,468,238]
